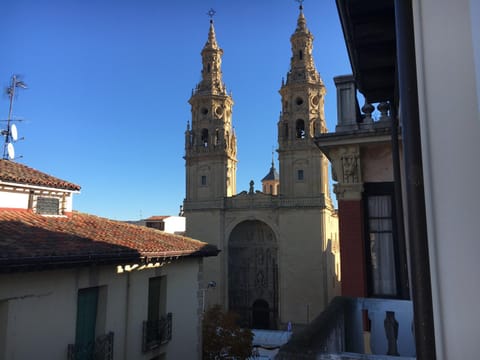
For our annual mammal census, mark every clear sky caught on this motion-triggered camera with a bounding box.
[1,0,351,220]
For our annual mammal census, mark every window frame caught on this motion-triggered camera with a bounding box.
[363,182,402,299]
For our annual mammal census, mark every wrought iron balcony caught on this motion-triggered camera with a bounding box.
[67,332,114,360]
[142,313,173,352]
[277,297,416,359]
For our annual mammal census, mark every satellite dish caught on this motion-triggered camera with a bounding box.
[7,142,14,159]
[10,124,18,141]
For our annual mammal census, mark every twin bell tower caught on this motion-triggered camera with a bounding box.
[183,5,339,329]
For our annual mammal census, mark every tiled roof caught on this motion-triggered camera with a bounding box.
[262,164,279,182]
[145,216,169,221]
[0,159,81,191]
[0,209,218,272]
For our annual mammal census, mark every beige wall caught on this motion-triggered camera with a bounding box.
[186,201,339,328]
[186,209,225,308]
[361,144,394,183]
[0,258,202,360]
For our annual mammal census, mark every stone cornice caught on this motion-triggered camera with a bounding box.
[334,183,364,200]
[183,195,328,211]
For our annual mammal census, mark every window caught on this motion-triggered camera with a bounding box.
[295,119,305,138]
[68,287,110,360]
[201,129,209,147]
[148,277,166,323]
[36,197,60,215]
[364,183,400,297]
[297,169,304,181]
[201,175,207,186]
[143,277,171,352]
[75,287,99,352]
[299,50,303,60]
[146,222,165,231]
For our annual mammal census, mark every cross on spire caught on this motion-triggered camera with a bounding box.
[207,8,216,23]
[295,0,304,10]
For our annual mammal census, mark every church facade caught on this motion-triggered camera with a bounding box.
[184,7,339,329]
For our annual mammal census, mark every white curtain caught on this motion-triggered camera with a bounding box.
[368,195,397,296]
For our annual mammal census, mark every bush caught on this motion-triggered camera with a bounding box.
[202,305,253,359]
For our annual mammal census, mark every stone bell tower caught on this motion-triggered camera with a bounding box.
[185,18,237,203]
[183,7,340,324]
[277,4,330,201]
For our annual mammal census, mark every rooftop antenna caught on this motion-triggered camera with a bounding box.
[2,75,27,160]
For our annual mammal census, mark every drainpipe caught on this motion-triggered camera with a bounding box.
[123,272,131,360]
[394,0,436,358]
[389,104,409,300]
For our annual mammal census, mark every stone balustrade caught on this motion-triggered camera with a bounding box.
[334,75,392,132]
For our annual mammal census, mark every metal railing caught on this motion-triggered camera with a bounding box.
[67,332,114,360]
[277,297,416,360]
[142,313,173,352]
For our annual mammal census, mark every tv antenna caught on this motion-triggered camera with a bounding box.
[1,75,27,160]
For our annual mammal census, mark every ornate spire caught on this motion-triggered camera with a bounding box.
[284,2,322,85]
[193,11,227,96]
[295,3,308,33]
[205,9,218,49]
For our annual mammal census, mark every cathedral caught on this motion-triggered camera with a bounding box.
[183,5,339,329]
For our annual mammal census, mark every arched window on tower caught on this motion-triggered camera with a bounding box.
[215,129,220,146]
[207,63,211,73]
[296,119,306,139]
[284,124,289,140]
[299,50,303,60]
[201,128,209,147]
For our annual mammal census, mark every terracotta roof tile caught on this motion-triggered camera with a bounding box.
[0,209,218,272]
[145,216,169,221]
[0,159,81,191]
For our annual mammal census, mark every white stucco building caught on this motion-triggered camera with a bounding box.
[142,215,186,235]
[0,159,218,360]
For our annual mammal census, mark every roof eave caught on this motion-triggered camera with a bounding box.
[335,0,396,103]
[0,247,220,273]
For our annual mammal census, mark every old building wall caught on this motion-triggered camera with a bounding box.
[0,258,202,360]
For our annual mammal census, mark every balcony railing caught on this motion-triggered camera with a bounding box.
[277,297,416,360]
[142,313,173,352]
[67,332,114,360]
[334,75,392,133]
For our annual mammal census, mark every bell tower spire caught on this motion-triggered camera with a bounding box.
[277,3,330,200]
[185,11,237,203]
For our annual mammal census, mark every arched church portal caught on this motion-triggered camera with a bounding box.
[228,220,278,329]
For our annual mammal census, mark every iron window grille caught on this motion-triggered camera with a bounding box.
[67,332,114,360]
[142,313,172,352]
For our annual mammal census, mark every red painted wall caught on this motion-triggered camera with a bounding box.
[338,199,367,297]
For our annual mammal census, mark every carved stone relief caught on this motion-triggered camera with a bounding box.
[342,151,359,183]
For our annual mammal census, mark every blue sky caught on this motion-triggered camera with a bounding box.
[1,0,351,220]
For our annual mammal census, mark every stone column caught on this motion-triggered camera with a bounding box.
[330,146,368,297]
